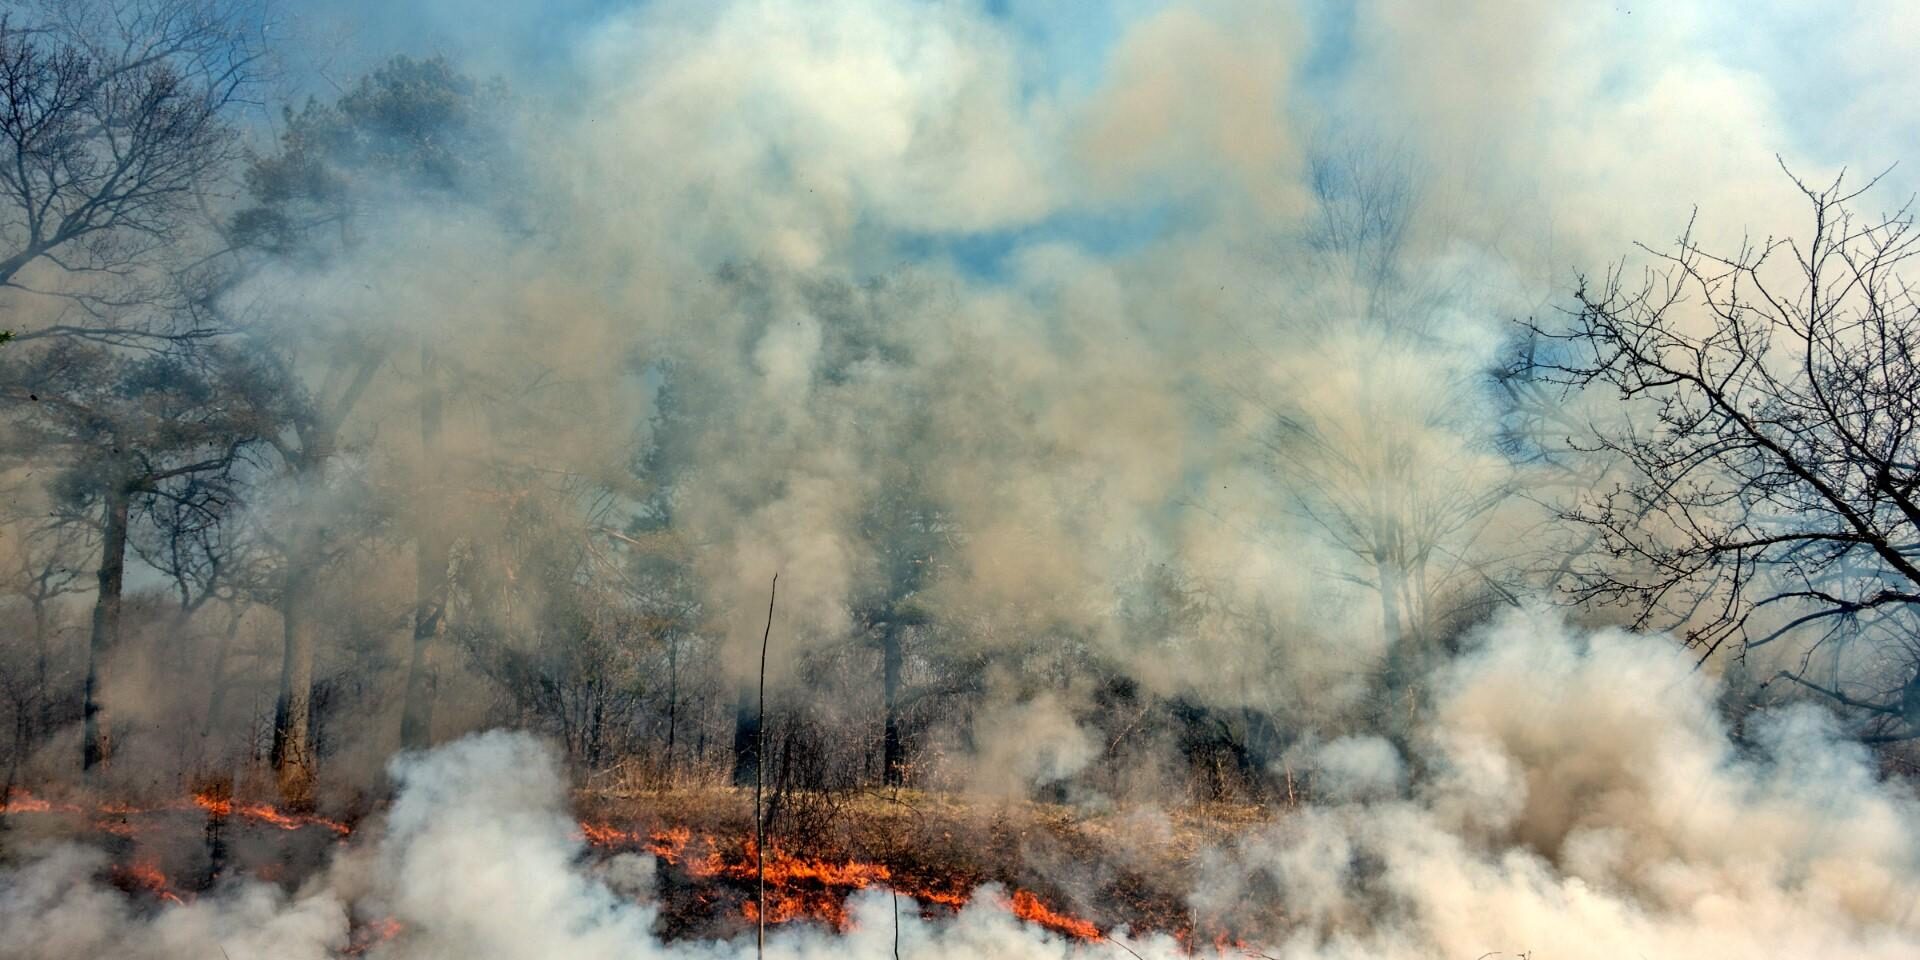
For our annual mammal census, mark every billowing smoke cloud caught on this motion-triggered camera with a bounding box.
[12,0,1913,812]
[7,613,1919,958]
[9,0,1920,953]
[1202,608,1920,957]
[0,731,1169,959]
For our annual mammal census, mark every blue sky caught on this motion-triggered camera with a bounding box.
[271,0,1920,283]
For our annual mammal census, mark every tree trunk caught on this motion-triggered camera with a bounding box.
[266,351,380,805]
[398,532,447,751]
[1375,550,1405,668]
[201,606,244,742]
[1374,543,1416,741]
[731,686,759,788]
[586,686,605,770]
[82,485,131,774]
[664,633,679,780]
[400,349,446,751]
[271,561,319,809]
[882,621,905,787]
[695,696,708,765]
[30,594,50,741]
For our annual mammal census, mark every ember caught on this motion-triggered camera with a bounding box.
[192,793,353,837]
[110,861,185,905]
[345,917,404,956]
[578,820,1098,939]
[0,789,79,815]
[0,787,351,839]
[1006,889,1103,942]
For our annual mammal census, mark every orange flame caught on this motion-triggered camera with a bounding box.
[577,819,1100,938]
[21,797,1153,950]
[111,861,185,905]
[193,793,352,837]
[1006,889,1102,941]
[5,787,352,840]
[1,789,80,815]
[345,916,404,955]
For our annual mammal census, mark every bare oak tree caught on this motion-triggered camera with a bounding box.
[0,1,261,317]
[1255,145,1514,709]
[0,340,267,771]
[1516,162,1920,741]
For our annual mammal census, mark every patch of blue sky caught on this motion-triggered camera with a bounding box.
[899,0,1355,284]
[1295,0,1356,94]
[890,203,1181,282]
[979,0,1133,99]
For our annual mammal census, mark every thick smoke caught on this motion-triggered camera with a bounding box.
[14,0,1907,788]
[7,0,1920,954]
[1199,609,1920,958]
[6,612,1918,958]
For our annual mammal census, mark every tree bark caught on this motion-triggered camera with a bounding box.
[1374,540,1419,740]
[586,685,605,770]
[82,484,130,773]
[271,560,319,808]
[731,686,759,788]
[267,351,380,806]
[400,349,446,751]
[1375,548,1406,676]
[201,605,243,742]
[664,633,679,779]
[881,620,904,787]
[398,531,446,750]
[30,591,50,741]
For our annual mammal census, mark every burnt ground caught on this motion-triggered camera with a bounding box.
[574,785,1277,945]
[0,785,1281,950]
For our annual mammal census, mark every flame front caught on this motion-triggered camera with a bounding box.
[1,787,352,838]
[578,820,1094,940]
[192,793,352,836]
[111,861,185,905]
[6,788,1135,950]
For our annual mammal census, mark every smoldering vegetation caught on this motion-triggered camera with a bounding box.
[2,0,1920,956]
[6,614,1918,959]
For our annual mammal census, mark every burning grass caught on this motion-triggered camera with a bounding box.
[1,782,1277,953]
[575,785,1275,946]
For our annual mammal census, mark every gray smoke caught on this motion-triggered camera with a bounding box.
[6,611,1918,958]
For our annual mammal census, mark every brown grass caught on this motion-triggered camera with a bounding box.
[575,784,1276,942]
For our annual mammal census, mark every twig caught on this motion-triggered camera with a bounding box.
[1103,931,1145,960]
[756,573,777,960]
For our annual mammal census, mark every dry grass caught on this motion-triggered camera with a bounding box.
[575,783,1277,941]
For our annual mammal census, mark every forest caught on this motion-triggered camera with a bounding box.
[2,2,1919,959]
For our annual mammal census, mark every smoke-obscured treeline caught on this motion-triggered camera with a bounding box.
[2,0,1918,825]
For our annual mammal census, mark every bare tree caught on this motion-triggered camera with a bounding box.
[1514,162,1920,741]
[0,1,262,316]
[231,55,509,783]
[0,516,84,785]
[852,487,944,787]
[1252,144,1514,711]
[255,342,378,805]
[0,340,267,771]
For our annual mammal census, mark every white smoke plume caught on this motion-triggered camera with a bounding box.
[1195,609,1920,958]
[6,611,1918,958]
[7,0,1920,955]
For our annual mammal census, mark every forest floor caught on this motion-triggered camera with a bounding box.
[574,784,1279,944]
[0,776,1282,946]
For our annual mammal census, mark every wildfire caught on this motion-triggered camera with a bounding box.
[577,819,1096,940]
[0,786,352,838]
[345,916,404,956]
[111,861,186,905]
[0,789,80,815]
[1006,889,1102,941]
[192,793,353,837]
[9,789,1172,952]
